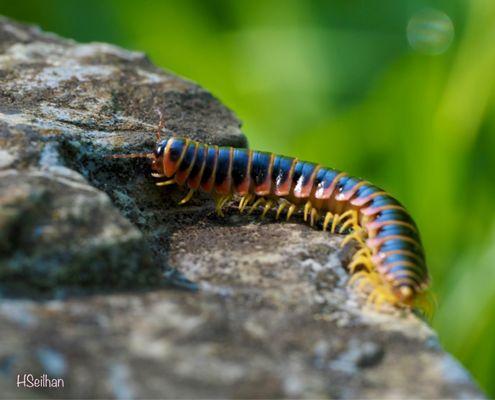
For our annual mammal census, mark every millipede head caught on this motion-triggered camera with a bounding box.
[149,138,170,176]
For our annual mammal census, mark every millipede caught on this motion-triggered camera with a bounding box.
[113,111,432,313]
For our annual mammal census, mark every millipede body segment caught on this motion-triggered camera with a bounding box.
[114,126,431,311]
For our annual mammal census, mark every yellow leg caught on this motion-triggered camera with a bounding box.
[349,270,368,287]
[156,179,176,186]
[238,195,247,211]
[367,289,379,307]
[370,289,380,304]
[414,290,437,320]
[354,247,372,259]
[244,194,255,211]
[221,195,232,208]
[178,189,195,205]
[339,219,353,233]
[303,201,312,222]
[348,255,373,274]
[261,200,274,219]
[330,215,339,234]
[323,212,333,231]
[365,285,397,311]
[286,204,297,221]
[215,195,232,217]
[276,202,288,219]
[340,230,366,248]
[215,197,224,217]
[341,232,356,247]
[361,214,370,226]
[373,292,387,310]
[356,272,383,294]
[239,194,254,213]
[339,209,357,222]
[338,211,359,233]
[151,172,166,178]
[248,197,265,214]
[310,208,320,227]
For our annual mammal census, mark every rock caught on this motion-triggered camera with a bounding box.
[0,14,245,292]
[0,16,485,399]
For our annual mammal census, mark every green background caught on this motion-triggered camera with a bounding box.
[2,0,494,395]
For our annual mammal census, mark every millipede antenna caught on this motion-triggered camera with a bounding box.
[108,152,153,159]
[156,108,165,141]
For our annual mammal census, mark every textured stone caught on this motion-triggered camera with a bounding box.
[0,16,484,399]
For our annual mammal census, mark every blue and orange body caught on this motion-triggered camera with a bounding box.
[115,124,431,312]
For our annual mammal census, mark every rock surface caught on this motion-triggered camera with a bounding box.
[0,16,485,399]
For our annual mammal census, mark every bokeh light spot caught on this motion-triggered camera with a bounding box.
[407,8,454,55]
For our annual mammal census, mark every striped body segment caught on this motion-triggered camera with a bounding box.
[147,137,429,309]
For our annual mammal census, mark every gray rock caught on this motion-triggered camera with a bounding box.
[0,16,484,399]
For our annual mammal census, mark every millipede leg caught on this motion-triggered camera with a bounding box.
[341,232,356,247]
[339,209,356,222]
[261,200,274,219]
[178,189,195,205]
[348,254,373,274]
[348,267,400,311]
[244,194,255,211]
[339,218,356,233]
[338,210,359,233]
[215,195,232,217]
[349,271,369,287]
[374,294,387,311]
[330,215,340,233]
[248,197,265,214]
[286,204,297,221]
[276,202,288,219]
[238,196,246,211]
[354,247,372,259]
[356,278,372,294]
[414,291,436,320]
[341,230,366,248]
[222,195,232,209]
[357,271,383,293]
[303,201,312,222]
[323,212,333,231]
[367,289,382,309]
[239,194,254,213]
[156,179,176,186]
[366,285,395,311]
[310,208,320,227]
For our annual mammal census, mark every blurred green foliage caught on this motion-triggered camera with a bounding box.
[2,0,494,395]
